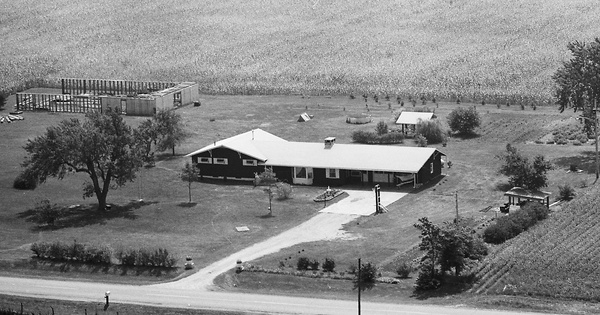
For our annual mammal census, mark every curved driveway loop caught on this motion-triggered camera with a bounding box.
[156,189,406,290]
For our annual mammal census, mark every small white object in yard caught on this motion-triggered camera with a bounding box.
[68,204,80,209]
[235,226,250,232]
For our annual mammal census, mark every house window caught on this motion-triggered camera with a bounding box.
[242,159,257,166]
[214,158,228,165]
[326,168,340,179]
[430,162,434,174]
[294,167,312,179]
[198,157,212,164]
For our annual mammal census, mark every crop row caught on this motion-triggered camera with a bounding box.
[471,188,600,300]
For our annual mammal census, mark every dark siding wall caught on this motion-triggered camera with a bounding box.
[312,168,346,186]
[416,152,443,184]
[192,148,263,179]
[271,166,293,183]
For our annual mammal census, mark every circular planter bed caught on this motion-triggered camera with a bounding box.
[313,189,344,202]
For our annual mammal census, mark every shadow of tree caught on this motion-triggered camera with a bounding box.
[411,276,475,300]
[451,133,481,140]
[495,182,513,192]
[553,151,597,174]
[177,202,197,208]
[18,200,157,231]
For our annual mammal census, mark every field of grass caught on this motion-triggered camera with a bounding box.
[1,93,595,307]
[2,0,600,102]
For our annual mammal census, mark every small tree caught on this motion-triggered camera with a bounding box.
[154,110,189,156]
[496,144,553,190]
[34,199,62,226]
[134,119,158,166]
[181,162,200,203]
[375,120,388,136]
[353,261,377,291]
[322,258,335,272]
[414,217,487,290]
[447,107,481,135]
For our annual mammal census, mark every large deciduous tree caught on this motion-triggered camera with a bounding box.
[446,107,481,135]
[496,144,553,190]
[553,38,600,136]
[22,111,144,211]
[154,110,189,156]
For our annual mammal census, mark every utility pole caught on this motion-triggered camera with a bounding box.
[357,258,361,315]
[455,191,459,224]
[595,98,599,184]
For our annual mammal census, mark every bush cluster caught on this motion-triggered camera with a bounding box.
[30,241,111,265]
[13,170,37,190]
[116,248,177,268]
[483,202,550,244]
[351,130,404,144]
[275,182,293,200]
[296,257,335,272]
[552,125,588,145]
[415,119,446,144]
[296,257,321,271]
[558,184,575,201]
[395,261,412,278]
[30,241,178,267]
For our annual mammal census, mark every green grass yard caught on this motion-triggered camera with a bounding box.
[0,95,594,289]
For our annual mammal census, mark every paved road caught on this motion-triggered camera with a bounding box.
[0,190,551,314]
[0,276,549,315]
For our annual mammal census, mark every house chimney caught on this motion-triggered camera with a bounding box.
[324,137,336,149]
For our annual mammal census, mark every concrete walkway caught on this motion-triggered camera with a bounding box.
[155,189,406,290]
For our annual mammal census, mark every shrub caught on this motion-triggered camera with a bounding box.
[0,93,5,109]
[352,130,404,144]
[13,170,37,190]
[375,120,388,136]
[576,133,588,144]
[416,119,446,144]
[395,261,412,278]
[297,257,310,270]
[322,258,335,272]
[309,259,320,270]
[415,265,442,290]
[353,262,378,291]
[447,107,481,135]
[415,134,428,147]
[275,182,293,200]
[483,201,550,244]
[558,184,575,201]
[33,200,62,226]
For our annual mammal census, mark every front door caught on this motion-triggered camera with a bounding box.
[292,167,313,185]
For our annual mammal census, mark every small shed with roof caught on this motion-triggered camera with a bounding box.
[504,187,551,208]
[395,112,435,134]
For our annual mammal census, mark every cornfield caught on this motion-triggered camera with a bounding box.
[471,186,600,301]
[2,0,599,105]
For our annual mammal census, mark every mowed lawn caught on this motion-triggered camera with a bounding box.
[0,95,593,286]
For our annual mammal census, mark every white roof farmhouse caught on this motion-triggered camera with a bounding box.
[186,129,443,174]
[395,112,434,125]
[186,129,287,161]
